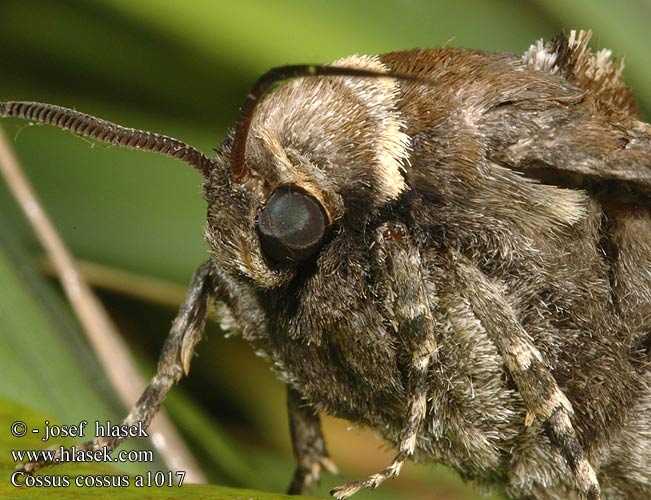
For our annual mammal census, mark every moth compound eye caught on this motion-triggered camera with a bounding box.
[256,186,328,263]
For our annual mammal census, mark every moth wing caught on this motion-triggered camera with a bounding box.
[492,111,651,201]
[490,30,651,202]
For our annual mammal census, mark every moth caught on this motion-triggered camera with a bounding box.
[2,29,650,500]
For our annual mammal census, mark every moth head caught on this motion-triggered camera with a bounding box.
[1,61,415,290]
[204,58,413,288]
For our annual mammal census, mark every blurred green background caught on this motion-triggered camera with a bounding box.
[0,1,649,499]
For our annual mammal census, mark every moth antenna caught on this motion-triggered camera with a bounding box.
[0,101,214,177]
[231,64,420,181]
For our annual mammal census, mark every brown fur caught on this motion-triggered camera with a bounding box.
[205,30,651,499]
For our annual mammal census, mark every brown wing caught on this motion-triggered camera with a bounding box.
[486,30,651,204]
[381,35,650,205]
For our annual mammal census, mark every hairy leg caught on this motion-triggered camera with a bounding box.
[330,343,433,499]
[453,252,600,500]
[331,222,437,499]
[20,259,217,473]
[287,386,338,495]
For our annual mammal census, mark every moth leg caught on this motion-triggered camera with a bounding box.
[287,386,338,495]
[20,259,217,473]
[453,253,600,500]
[330,340,434,499]
[331,222,436,499]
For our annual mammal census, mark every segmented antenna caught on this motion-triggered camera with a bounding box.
[230,64,418,181]
[0,101,214,177]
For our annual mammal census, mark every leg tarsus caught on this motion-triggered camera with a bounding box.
[19,260,217,474]
[548,408,601,500]
[329,334,434,499]
[330,451,407,500]
[287,386,338,495]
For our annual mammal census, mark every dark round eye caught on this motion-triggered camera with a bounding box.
[256,186,328,263]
